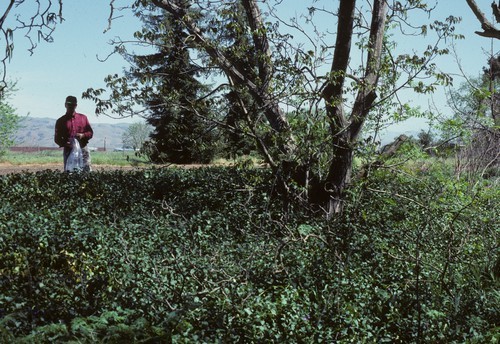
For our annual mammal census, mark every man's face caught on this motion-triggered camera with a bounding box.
[65,103,77,112]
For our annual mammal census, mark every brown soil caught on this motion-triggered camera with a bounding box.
[0,163,211,175]
[0,163,152,175]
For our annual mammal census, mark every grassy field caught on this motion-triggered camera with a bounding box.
[0,150,150,166]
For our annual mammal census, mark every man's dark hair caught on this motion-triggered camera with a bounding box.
[65,96,77,105]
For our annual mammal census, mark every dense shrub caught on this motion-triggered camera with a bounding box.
[0,165,498,342]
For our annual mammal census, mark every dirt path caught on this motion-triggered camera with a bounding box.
[0,163,152,175]
[0,162,212,175]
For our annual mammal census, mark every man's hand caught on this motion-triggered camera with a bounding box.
[76,133,85,140]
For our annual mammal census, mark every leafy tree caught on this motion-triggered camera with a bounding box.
[446,78,497,137]
[88,1,459,216]
[417,129,434,149]
[122,121,152,150]
[216,2,262,159]
[0,85,20,156]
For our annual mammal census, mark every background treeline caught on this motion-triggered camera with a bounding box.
[0,153,498,342]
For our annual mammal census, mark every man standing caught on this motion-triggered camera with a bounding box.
[54,96,94,172]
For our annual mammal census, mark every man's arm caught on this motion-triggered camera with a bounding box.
[54,119,67,147]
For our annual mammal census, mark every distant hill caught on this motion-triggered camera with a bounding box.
[14,117,132,150]
[13,116,419,151]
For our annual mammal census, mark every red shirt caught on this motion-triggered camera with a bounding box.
[54,112,93,148]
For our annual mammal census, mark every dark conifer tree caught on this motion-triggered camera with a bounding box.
[216,2,261,158]
[127,9,217,163]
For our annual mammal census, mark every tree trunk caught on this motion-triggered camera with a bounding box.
[326,135,353,217]
[322,0,388,217]
[153,0,390,218]
[493,93,500,127]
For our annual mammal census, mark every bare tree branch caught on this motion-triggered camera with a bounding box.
[321,0,355,130]
[465,0,500,39]
[0,0,63,91]
[349,0,388,141]
[0,1,15,30]
[241,0,272,90]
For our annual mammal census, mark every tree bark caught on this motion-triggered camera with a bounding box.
[241,0,272,89]
[321,0,355,130]
[323,0,388,217]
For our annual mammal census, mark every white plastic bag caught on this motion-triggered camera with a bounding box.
[65,138,83,172]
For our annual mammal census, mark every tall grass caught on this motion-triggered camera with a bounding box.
[0,150,150,166]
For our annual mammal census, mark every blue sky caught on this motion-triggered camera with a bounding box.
[7,1,140,124]
[5,1,497,132]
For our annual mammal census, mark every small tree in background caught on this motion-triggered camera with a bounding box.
[122,122,152,150]
[444,58,499,181]
[0,85,20,157]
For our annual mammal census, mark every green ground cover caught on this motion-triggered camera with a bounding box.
[0,163,498,343]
